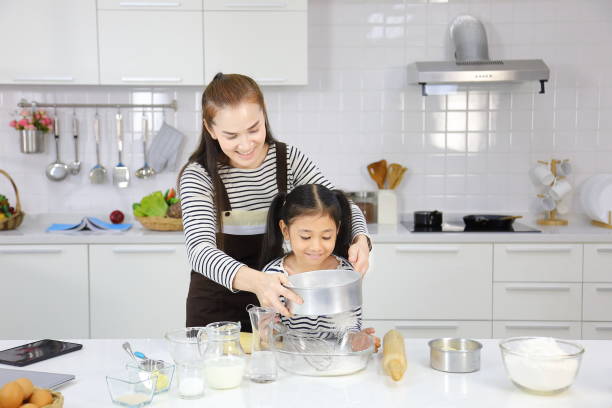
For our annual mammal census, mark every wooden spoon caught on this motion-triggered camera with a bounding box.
[367,160,387,189]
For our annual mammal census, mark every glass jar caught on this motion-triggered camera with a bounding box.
[347,191,377,224]
[202,321,247,390]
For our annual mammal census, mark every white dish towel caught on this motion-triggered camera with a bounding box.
[148,122,186,173]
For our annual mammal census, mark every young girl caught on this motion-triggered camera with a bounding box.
[179,73,371,331]
[260,184,379,350]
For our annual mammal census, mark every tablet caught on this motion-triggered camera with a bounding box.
[0,340,82,367]
[0,368,75,389]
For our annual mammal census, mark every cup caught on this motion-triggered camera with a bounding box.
[538,194,556,212]
[532,164,554,186]
[164,327,207,399]
[556,195,571,215]
[247,305,278,383]
[549,179,572,201]
[557,160,572,177]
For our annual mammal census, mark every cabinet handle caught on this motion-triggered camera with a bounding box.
[14,76,74,82]
[119,1,181,6]
[112,247,177,254]
[0,248,62,254]
[395,245,459,253]
[596,247,612,253]
[594,326,612,331]
[504,245,573,253]
[595,287,612,292]
[396,325,458,330]
[224,1,288,8]
[121,77,182,83]
[505,324,570,330]
[254,78,287,84]
[505,286,571,292]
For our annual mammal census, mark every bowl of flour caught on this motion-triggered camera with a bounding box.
[499,337,585,395]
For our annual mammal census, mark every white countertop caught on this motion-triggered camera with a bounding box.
[1,338,610,408]
[1,213,612,244]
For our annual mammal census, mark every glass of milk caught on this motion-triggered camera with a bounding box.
[247,305,278,383]
[202,321,247,390]
[164,327,207,399]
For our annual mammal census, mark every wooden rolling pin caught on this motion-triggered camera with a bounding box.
[382,329,407,381]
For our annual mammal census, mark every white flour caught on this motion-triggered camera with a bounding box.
[504,338,579,392]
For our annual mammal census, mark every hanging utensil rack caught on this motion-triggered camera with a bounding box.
[17,99,178,111]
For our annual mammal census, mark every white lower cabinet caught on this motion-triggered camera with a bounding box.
[582,322,612,340]
[363,320,491,339]
[493,283,582,321]
[583,283,612,321]
[0,245,89,339]
[364,243,492,320]
[493,321,581,339]
[90,244,191,338]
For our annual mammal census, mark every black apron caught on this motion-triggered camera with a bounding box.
[186,142,287,332]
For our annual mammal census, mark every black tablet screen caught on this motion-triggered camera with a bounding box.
[0,340,82,367]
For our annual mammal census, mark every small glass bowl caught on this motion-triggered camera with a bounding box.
[126,360,174,394]
[499,337,585,395]
[106,375,157,407]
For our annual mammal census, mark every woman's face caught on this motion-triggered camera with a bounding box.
[206,102,268,169]
[280,213,338,269]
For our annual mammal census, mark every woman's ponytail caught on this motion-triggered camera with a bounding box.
[259,192,288,268]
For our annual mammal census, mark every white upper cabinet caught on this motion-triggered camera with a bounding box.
[203,1,307,85]
[98,0,203,11]
[0,0,98,84]
[98,9,204,85]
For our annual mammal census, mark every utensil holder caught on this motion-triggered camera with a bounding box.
[536,159,569,226]
[377,189,397,224]
[19,129,46,153]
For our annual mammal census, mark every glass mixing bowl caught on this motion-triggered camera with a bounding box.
[499,337,585,395]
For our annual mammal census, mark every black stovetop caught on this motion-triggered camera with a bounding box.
[401,220,541,233]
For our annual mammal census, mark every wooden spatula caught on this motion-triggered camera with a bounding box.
[387,163,407,190]
[367,160,387,189]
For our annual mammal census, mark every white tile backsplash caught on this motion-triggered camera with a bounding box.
[2,0,612,215]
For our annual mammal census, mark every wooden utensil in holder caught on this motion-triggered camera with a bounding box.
[387,163,407,190]
[536,159,569,226]
[367,160,387,189]
[0,169,25,231]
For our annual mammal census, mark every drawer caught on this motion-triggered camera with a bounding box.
[493,321,581,339]
[494,243,582,282]
[493,283,582,320]
[204,0,306,11]
[584,244,612,282]
[363,320,492,339]
[98,0,202,10]
[364,243,492,320]
[583,283,612,321]
[582,322,612,340]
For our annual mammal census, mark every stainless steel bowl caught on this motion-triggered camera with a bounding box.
[285,269,362,316]
[429,338,482,373]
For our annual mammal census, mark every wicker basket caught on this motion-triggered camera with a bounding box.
[44,388,64,408]
[0,169,25,231]
[136,216,183,231]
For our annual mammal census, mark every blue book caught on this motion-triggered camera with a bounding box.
[47,217,132,232]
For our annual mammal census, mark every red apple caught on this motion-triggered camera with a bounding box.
[109,210,124,224]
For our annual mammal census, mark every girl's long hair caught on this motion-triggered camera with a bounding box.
[259,184,353,268]
[178,73,276,249]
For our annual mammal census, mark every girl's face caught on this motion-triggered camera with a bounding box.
[280,213,338,269]
[206,102,268,169]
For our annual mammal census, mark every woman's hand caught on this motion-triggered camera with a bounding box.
[348,234,370,275]
[234,267,303,318]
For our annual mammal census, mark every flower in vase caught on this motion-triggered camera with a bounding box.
[9,109,54,132]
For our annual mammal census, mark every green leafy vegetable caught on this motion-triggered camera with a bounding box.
[133,191,168,217]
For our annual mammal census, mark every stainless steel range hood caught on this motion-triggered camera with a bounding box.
[410,16,550,96]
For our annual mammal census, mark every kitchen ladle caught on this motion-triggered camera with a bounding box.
[45,116,68,181]
[89,113,107,184]
[68,113,81,175]
[135,116,155,179]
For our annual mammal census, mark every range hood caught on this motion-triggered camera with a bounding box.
[410,16,550,96]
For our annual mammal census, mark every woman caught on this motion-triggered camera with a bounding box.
[179,73,371,331]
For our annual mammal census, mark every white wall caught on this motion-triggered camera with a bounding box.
[1,0,612,216]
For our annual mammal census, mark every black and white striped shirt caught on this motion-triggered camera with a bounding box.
[179,143,369,291]
[263,255,362,333]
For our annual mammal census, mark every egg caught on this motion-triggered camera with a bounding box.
[0,381,25,408]
[28,389,52,407]
[14,379,33,400]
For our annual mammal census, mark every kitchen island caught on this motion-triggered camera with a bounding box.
[1,338,610,407]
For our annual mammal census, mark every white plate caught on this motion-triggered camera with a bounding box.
[592,175,612,223]
[579,175,604,216]
[582,174,609,221]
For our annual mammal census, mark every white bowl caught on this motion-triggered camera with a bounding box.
[499,337,584,395]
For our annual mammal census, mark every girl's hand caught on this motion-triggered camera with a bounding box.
[254,272,303,318]
[348,234,370,275]
[350,327,381,352]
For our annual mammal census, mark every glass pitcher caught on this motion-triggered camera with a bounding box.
[202,321,246,390]
[247,305,278,383]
